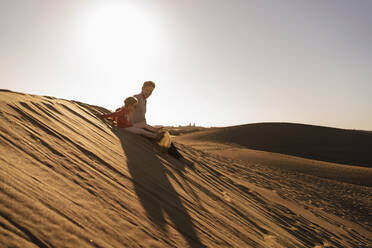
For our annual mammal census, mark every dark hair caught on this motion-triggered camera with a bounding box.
[142,81,155,89]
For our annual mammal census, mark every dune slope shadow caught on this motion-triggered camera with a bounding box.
[182,123,372,167]
[114,130,205,248]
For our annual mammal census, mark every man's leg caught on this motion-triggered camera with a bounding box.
[168,143,182,159]
[168,143,194,167]
[133,122,161,133]
[125,126,157,139]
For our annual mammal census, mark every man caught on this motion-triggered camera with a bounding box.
[132,81,159,129]
[132,81,194,167]
[131,81,162,134]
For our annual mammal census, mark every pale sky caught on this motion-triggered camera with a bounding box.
[1,0,371,130]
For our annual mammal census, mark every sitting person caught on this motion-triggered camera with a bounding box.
[102,96,163,140]
[132,81,194,167]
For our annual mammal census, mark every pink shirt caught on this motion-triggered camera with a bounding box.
[102,107,132,128]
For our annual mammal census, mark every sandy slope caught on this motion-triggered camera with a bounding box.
[174,123,372,168]
[1,90,371,248]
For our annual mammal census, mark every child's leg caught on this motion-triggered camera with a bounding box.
[125,126,157,139]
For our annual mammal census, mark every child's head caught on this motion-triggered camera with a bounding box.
[124,97,138,111]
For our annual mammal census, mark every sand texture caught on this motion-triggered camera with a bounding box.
[1,90,371,248]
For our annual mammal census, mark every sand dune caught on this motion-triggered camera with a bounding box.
[174,123,372,168]
[1,90,371,247]
[174,125,372,187]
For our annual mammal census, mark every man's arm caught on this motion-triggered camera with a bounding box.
[132,94,147,124]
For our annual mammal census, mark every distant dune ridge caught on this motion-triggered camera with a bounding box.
[1,90,371,248]
[174,123,372,188]
[175,122,372,168]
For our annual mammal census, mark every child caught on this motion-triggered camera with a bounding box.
[102,97,163,140]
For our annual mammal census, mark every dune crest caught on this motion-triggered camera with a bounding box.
[1,90,371,247]
[175,122,372,168]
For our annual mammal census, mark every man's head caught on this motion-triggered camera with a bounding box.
[141,81,155,99]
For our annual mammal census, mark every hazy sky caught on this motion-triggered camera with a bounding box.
[1,0,371,130]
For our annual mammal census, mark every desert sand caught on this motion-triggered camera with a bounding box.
[1,90,371,247]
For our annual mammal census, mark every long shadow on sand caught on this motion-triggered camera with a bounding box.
[114,129,204,248]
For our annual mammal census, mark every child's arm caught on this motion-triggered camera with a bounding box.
[102,107,124,119]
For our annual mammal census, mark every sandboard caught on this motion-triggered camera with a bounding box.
[157,131,171,149]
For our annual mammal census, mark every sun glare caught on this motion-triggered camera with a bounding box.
[78,2,165,81]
